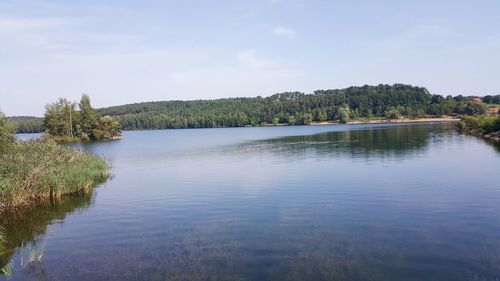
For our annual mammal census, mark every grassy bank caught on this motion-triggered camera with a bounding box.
[459,116,500,142]
[0,139,108,211]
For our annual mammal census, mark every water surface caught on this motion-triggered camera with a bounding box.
[3,123,500,280]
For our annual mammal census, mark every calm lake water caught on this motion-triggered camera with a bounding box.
[2,123,500,281]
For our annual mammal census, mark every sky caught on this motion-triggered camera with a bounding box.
[1,0,500,116]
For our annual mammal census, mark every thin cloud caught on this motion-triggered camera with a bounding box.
[0,18,66,31]
[272,26,296,39]
[236,50,276,69]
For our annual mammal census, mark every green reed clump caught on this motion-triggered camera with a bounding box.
[0,139,108,211]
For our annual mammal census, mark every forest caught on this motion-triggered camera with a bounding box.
[10,84,500,132]
[97,84,496,130]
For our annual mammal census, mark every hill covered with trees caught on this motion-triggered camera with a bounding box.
[97,84,493,130]
[9,84,499,132]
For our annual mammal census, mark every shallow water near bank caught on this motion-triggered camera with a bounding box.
[3,123,500,280]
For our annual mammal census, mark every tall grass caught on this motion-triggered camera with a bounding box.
[0,139,108,211]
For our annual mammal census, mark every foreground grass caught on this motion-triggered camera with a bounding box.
[0,139,108,211]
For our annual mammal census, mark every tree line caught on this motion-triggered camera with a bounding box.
[8,85,500,132]
[97,84,497,130]
[482,95,500,104]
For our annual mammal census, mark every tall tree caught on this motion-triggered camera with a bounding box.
[78,94,98,139]
[338,105,351,123]
[43,98,77,138]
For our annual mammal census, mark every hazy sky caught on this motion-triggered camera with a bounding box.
[1,0,499,116]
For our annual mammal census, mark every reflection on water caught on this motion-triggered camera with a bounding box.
[238,123,436,160]
[1,194,94,278]
[2,123,500,281]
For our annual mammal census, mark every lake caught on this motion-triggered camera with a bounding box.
[2,123,500,281]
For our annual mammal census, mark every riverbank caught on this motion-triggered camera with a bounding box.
[0,139,109,212]
[311,117,460,126]
[459,116,500,143]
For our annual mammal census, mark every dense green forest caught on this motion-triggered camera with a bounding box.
[9,84,500,132]
[97,84,496,130]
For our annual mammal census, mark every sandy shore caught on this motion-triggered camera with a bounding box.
[311,117,460,126]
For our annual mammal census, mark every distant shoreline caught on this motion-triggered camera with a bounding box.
[311,117,460,126]
[14,117,462,135]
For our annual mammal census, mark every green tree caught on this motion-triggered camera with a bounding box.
[318,110,328,122]
[78,94,98,139]
[337,105,351,123]
[44,96,122,141]
[44,98,77,138]
[464,101,487,115]
[272,117,279,125]
[483,95,493,104]
[302,113,313,125]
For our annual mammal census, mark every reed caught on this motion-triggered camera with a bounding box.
[0,139,108,211]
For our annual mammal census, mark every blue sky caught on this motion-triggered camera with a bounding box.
[1,0,499,116]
